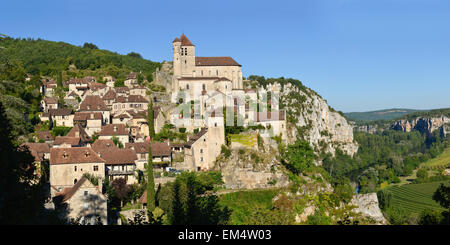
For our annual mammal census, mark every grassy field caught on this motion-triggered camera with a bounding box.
[219,189,279,225]
[229,134,257,147]
[386,180,450,214]
[420,146,450,170]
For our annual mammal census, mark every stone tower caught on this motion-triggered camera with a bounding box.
[172,33,196,77]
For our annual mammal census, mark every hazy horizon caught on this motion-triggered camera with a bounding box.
[2,0,449,112]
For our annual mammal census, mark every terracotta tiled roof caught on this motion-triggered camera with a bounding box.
[179,33,194,46]
[102,89,116,100]
[50,147,105,165]
[99,124,129,136]
[54,177,88,202]
[126,72,138,80]
[67,78,89,85]
[22,142,50,154]
[91,139,118,152]
[172,37,180,43]
[53,136,81,146]
[43,97,58,104]
[185,128,208,148]
[98,148,137,165]
[115,87,130,93]
[125,142,171,157]
[79,95,109,111]
[113,113,130,119]
[89,82,106,90]
[54,177,102,203]
[48,108,73,117]
[66,124,91,143]
[74,112,102,121]
[36,131,53,141]
[195,57,241,67]
[115,95,148,103]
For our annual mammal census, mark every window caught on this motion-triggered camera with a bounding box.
[94,165,98,171]
[200,157,203,162]
[74,166,77,171]
[202,84,205,90]
[74,179,78,185]
[200,149,203,153]
[215,122,217,127]
[186,84,189,90]
[84,191,88,196]
[83,203,89,210]
[201,70,203,76]
[216,70,218,76]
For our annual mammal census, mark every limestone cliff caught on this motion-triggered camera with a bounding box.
[278,82,358,157]
[392,116,449,137]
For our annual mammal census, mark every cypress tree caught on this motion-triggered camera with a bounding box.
[146,99,156,214]
[148,98,155,140]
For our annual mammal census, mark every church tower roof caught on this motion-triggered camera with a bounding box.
[179,33,194,46]
[172,37,180,43]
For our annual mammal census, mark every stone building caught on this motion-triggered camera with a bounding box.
[53,176,107,225]
[50,147,105,196]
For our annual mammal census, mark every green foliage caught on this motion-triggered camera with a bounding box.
[0,101,48,224]
[221,145,231,158]
[82,173,99,186]
[157,171,230,225]
[148,100,155,140]
[83,42,98,49]
[323,130,445,193]
[111,136,123,148]
[345,108,421,122]
[51,126,72,138]
[283,140,315,174]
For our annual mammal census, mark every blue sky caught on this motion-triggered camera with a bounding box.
[1,0,450,112]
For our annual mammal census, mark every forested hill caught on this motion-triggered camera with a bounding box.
[345,108,422,122]
[0,35,161,82]
[0,35,161,141]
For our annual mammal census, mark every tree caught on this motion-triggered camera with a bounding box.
[416,168,428,181]
[0,101,44,224]
[83,42,98,49]
[148,99,155,140]
[146,103,156,215]
[283,140,315,174]
[127,52,143,59]
[111,178,130,207]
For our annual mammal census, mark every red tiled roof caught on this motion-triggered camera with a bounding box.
[99,124,129,136]
[125,142,171,157]
[74,112,102,121]
[115,95,148,103]
[53,136,81,146]
[180,33,194,46]
[43,97,58,104]
[102,89,116,100]
[66,124,91,143]
[98,148,137,165]
[36,131,53,141]
[79,95,108,111]
[48,108,73,117]
[91,139,118,152]
[185,128,208,148]
[195,57,241,67]
[50,147,105,165]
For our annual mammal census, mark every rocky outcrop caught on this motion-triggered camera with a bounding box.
[213,146,289,190]
[152,62,173,94]
[279,82,358,157]
[392,116,449,137]
[350,193,387,225]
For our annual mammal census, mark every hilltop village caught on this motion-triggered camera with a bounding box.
[24,34,287,224]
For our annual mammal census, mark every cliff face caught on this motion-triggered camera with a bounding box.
[392,116,449,136]
[279,82,358,157]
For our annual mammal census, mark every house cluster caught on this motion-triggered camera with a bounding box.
[25,34,287,224]
[32,73,171,224]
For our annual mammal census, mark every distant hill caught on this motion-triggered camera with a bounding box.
[345,108,422,122]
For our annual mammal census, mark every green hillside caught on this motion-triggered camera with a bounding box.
[0,35,161,140]
[345,108,421,122]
